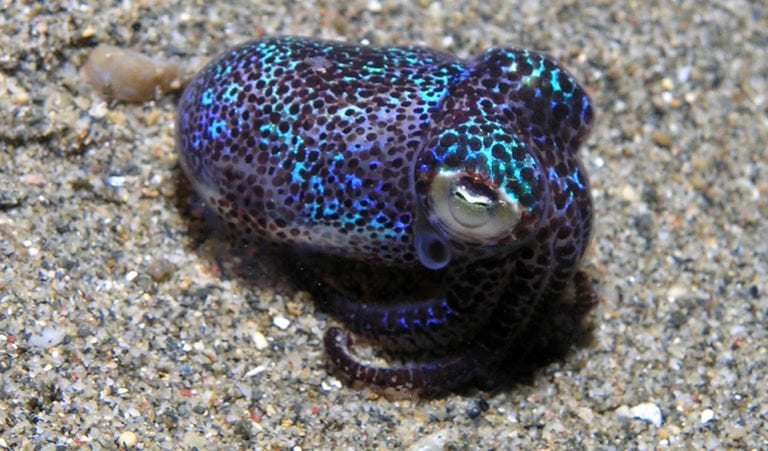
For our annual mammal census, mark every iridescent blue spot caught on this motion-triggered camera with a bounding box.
[550,68,562,92]
[567,167,585,190]
[373,212,388,225]
[201,88,214,106]
[394,215,409,230]
[291,161,306,183]
[531,60,544,79]
[213,63,231,81]
[222,83,241,103]
[425,307,445,327]
[580,94,591,121]
[323,198,340,216]
[344,174,362,190]
[207,120,227,140]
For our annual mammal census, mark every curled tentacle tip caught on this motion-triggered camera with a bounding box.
[324,326,350,349]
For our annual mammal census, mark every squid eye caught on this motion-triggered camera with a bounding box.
[429,171,521,242]
[451,178,496,227]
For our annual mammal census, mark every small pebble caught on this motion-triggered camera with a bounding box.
[82,44,180,102]
[320,377,342,392]
[0,175,24,209]
[252,331,269,350]
[619,184,640,203]
[466,398,489,419]
[29,326,67,349]
[117,430,138,448]
[621,402,663,427]
[666,284,687,301]
[577,406,595,423]
[676,66,691,83]
[272,315,291,330]
[651,130,673,148]
[80,26,95,39]
[88,100,108,119]
[409,428,453,451]
[366,0,383,12]
[244,365,268,378]
[182,431,206,448]
[147,258,177,283]
[660,77,674,90]
[105,175,127,188]
[700,408,715,424]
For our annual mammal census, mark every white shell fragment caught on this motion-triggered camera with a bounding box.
[29,326,67,348]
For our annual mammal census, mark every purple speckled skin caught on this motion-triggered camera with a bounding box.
[177,37,596,390]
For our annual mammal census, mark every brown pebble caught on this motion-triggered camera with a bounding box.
[82,45,180,102]
[652,130,673,148]
[147,258,177,283]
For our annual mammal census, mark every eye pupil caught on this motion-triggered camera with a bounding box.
[454,176,496,208]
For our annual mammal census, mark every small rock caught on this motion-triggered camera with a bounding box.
[410,428,454,451]
[88,100,108,119]
[320,377,342,392]
[105,175,127,188]
[616,405,631,420]
[253,331,269,350]
[244,365,267,378]
[182,431,206,448]
[666,284,687,301]
[366,0,383,12]
[117,430,138,448]
[29,326,67,348]
[726,425,747,440]
[272,315,291,330]
[467,399,489,419]
[700,408,715,424]
[147,258,176,283]
[659,77,674,90]
[630,402,663,427]
[0,189,24,210]
[577,406,595,423]
[0,174,24,210]
[619,184,640,202]
[652,130,673,148]
[82,44,180,102]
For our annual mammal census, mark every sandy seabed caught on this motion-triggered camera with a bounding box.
[1,1,766,448]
